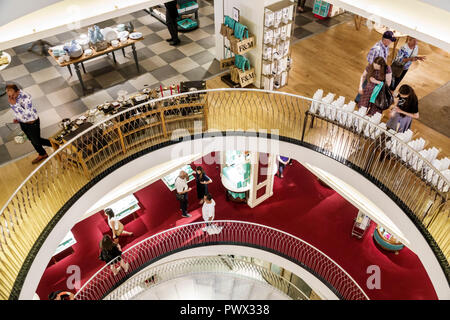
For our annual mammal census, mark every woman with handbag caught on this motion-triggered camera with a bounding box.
[390,37,425,91]
[196,166,212,205]
[99,235,129,276]
[104,208,133,240]
[357,56,392,115]
[386,85,419,133]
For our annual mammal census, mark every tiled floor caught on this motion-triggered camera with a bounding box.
[0,2,350,165]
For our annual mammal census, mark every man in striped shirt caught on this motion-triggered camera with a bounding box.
[367,31,396,64]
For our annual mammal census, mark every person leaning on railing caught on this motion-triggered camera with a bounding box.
[6,83,52,164]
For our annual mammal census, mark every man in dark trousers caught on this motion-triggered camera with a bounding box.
[165,1,180,46]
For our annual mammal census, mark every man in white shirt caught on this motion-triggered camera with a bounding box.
[175,170,192,218]
[202,194,215,226]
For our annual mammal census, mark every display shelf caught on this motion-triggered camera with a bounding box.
[107,194,140,221]
[161,164,196,191]
[261,0,295,90]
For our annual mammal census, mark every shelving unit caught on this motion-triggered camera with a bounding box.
[261,0,296,90]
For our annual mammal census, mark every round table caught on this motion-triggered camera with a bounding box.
[373,25,407,62]
[0,51,12,96]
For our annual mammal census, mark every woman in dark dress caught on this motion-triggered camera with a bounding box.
[386,84,419,132]
[196,166,212,205]
[99,235,129,275]
[358,56,392,115]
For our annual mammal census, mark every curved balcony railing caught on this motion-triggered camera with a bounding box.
[102,255,308,300]
[0,89,447,300]
[74,221,368,300]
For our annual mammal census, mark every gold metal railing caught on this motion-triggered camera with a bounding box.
[0,89,448,299]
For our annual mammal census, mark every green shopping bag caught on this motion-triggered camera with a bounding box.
[370,82,384,103]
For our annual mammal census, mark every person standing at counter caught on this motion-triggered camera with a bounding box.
[6,84,51,164]
[175,170,192,218]
[164,0,180,46]
[196,166,212,205]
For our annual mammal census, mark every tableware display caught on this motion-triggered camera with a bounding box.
[58,56,65,63]
[118,31,129,39]
[129,32,143,40]
[102,27,119,43]
[117,24,126,32]
[111,40,119,47]
[63,55,70,62]
[63,40,83,58]
[84,49,93,56]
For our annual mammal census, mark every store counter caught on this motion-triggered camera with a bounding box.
[373,226,404,254]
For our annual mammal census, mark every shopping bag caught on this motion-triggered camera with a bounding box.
[374,83,394,111]
[204,224,223,235]
[238,67,256,87]
[220,23,228,37]
[229,35,255,55]
[220,48,235,70]
[370,82,384,103]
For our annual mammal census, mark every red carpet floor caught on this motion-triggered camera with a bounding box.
[36,154,437,300]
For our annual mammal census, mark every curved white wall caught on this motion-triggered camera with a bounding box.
[19,135,449,299]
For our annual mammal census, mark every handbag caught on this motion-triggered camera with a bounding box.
[374,83,394,111]
[391,48,413,77]
[370,82,384,103]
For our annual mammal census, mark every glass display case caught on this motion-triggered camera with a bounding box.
[221,151,251,202]
[161,164,195,191]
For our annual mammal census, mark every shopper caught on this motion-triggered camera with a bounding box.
[355,31,396,103]
[297,0,306,12]
[6,84,51,164]
[358,56,392,115]
[277,155,290,178]
[99,235,129,276]
[196,166,212,205]
[48,290,75,300]
[175,170,192,218]
[390,36,426,90]
[367,31,396,64]
[104,208,133,240]
[165,0,180,46]
[386,85,419,132]
[202,193,215,227]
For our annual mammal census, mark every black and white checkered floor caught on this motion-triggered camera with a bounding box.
[0,1,351,165]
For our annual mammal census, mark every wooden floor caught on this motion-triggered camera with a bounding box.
[1,19,449,209]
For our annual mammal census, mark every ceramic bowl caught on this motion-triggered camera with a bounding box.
[111,40,119,47]
[117,24,126,32]
[118,31,129,39]
[84,49,93,56]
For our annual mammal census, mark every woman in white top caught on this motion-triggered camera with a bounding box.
[202,194,215,226]
[104,208,133,239]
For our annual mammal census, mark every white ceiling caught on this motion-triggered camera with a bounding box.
[327,0,450,51]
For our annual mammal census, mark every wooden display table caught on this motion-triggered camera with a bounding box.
[48,37,143,95]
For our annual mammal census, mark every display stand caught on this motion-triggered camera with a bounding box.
[107,194,140,221]
[352,210,371,239]
[373,226,404,254]
[261,0,295,90]
[161,164,196,191]
[52,231,77,263]
[220,13,256,88]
